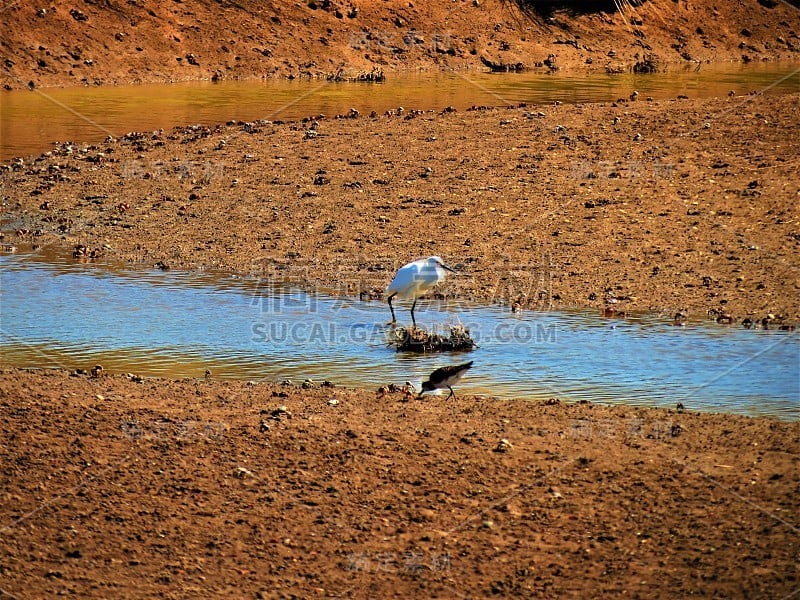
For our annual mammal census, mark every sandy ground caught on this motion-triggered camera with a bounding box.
[0,368,798,598]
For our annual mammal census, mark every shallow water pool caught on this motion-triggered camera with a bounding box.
[1,248,797,420]
[2,62,798,161]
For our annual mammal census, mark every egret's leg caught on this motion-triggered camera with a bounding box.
[447,386,455,400]
[388,294,397,324]
[410,298,418,327]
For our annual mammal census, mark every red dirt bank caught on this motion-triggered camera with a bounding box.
[2,0,800,89]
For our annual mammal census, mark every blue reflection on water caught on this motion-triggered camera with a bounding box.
[1,250,798,420]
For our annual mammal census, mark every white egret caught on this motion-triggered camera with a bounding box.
[418,361,473,399]
[386,256,455,326]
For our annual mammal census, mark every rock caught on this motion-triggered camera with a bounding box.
[272,405,290,417]
[494,438,513,453]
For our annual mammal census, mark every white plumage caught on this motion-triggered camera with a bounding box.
[386,256,455,326]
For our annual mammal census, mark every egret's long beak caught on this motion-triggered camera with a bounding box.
[440,262,456,273]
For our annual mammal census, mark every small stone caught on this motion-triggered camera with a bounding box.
[495,438,513,453]
[418,508,436,521]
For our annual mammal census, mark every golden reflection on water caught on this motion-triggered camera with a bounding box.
[2,63,798,161]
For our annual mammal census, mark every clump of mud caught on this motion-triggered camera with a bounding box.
[390,324,476,353]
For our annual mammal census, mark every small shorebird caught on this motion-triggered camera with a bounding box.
[386,256,455,326]
[419,361,473,400]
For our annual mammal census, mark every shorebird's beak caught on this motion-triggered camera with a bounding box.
[440,262,456,273]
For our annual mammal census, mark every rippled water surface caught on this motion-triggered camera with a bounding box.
[1,249,797,420]
[2,62,798,160]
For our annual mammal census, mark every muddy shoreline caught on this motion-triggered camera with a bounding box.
[0,367,798,598]
[3,92,799,326]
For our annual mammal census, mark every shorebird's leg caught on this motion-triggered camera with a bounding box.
[447,386,455,400]
[410,298,418,328]
[387,293,397,324]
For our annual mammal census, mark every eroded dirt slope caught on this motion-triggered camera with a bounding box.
[2,0,799,89]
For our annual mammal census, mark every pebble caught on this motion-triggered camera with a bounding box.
[272,405,290,416]
[495,438,513,453]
